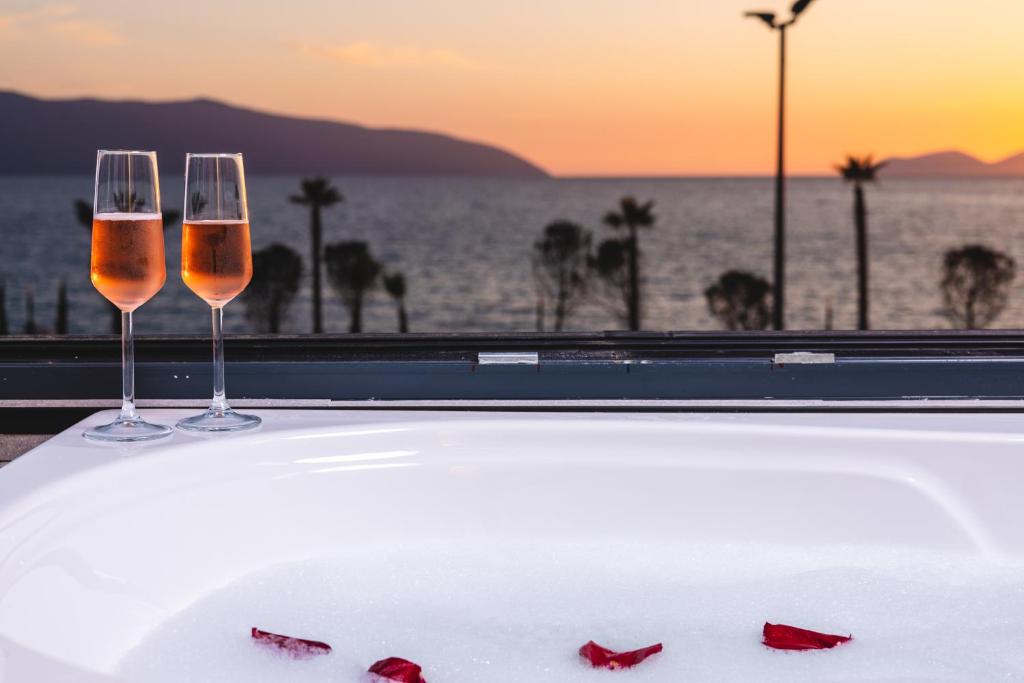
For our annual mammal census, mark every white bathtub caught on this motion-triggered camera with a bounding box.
[2,409,1024,681]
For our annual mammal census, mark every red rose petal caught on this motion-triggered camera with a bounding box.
[368,656,427,683]
[251,627,332,659]
[579,640,663,669]
[762,623,852,651]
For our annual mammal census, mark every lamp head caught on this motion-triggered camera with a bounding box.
[744,11,777,28]
[791,0,816,17]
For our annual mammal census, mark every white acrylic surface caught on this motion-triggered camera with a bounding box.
[2,409,1024,680]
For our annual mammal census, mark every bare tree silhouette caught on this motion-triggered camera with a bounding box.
[243,243,303,333]
[599,197,655,330]
[705,270,773,330]
[941,245,1016,329]
[383,272,410,333]
[162,206,182,229]
[55,280,68,334]
[532,221,592,331]
[74,198,180,333]
[836,154,885,330]
[74,198,92,228]
[592,239,631,328]
[325,241,382,333]
[290,178,342,334]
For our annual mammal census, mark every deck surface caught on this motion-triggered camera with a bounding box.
[0,435,48,466]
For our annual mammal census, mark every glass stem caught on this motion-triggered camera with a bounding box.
[210,306,229,413]
[119,310,138,422]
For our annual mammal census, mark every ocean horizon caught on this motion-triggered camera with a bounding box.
[3,174,1024,335]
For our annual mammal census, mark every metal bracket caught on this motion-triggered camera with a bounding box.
[773,351,835,365]
[478,352,539,366]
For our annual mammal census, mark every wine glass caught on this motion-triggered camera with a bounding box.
[177,153,261,432]
[85,150,172,442]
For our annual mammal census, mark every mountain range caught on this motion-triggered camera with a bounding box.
[0,91,547,177]
[881,150,1024,178]
[1,90,1019,180]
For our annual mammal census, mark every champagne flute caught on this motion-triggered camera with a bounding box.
[177,153,260,432]
[85,150,172,442]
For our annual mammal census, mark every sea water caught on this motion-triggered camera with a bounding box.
[6,175,1024,334]
[117,541,1024,681]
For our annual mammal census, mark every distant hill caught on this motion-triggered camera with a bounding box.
[0,91,547,177]
[883,150,1024,178]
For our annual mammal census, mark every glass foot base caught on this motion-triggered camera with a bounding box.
[84,418,173,443]
[176,408,261,433]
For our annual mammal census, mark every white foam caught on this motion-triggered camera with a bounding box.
[116,541,1024,682]
[93,212,162,221]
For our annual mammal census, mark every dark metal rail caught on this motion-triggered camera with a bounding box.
[2,332,1023,412]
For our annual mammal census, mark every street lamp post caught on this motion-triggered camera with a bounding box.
[745,0,817,331]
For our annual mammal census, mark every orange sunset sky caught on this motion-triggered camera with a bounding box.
[1,0,1023,176]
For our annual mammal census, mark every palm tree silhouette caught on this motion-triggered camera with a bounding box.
[836,155,885,330]
[324,241,382,333]
[77,197,180,226]
[705,270,773,330]
[290,178,343,334]
[532,221,592,331]
[383,272,410,333]
[74,198,181,333]
[941,244,1016,329]
[243,243,303,333]
[601,197,655,330]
